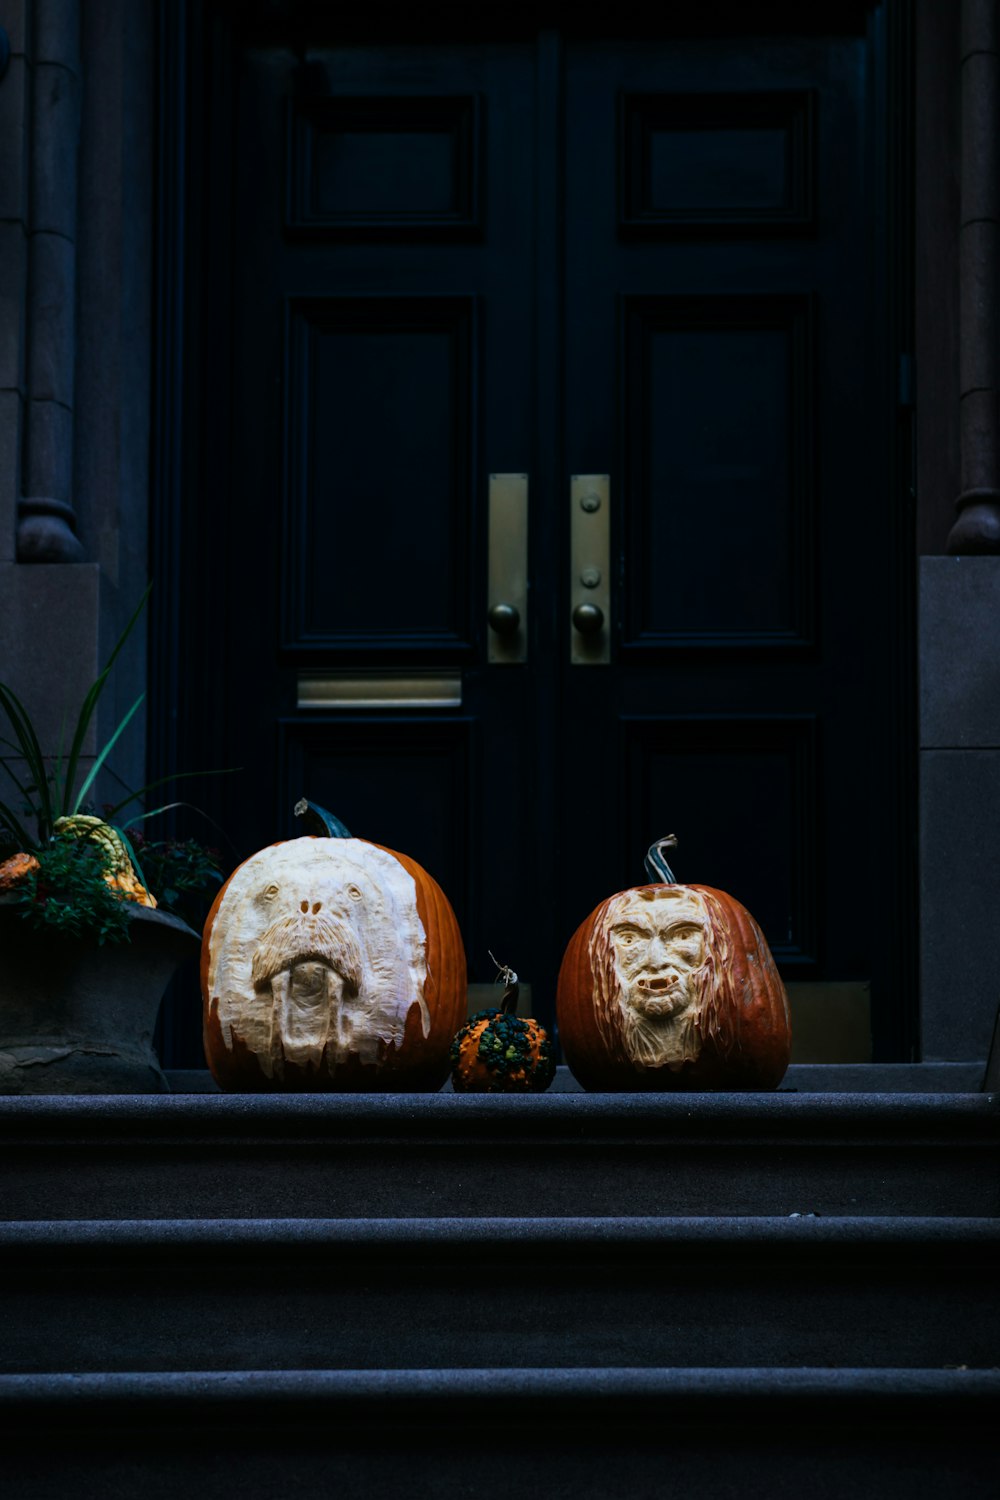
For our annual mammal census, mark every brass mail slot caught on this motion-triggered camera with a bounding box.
[297,673,462,710]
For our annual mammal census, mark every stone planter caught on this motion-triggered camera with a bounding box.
[0,897,201,1094]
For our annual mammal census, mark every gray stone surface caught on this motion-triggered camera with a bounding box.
[26,231,75,406]
[0,1369,996,1500]
[2,1092,996,1221]
[34,0,80,72]
[23,395,72,499]
[920,747,1000,1057]
[920,556,1000,746]
[0,560,100,751]
[4,0,28,56]
[30,61,80,240]
[0,220,27,392]
[0,54,28,224]
[1,1216,996,1375]
[0,391,22,561]
[169,1061,988,1093]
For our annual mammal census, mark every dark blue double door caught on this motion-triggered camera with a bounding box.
[182,6,909,1055]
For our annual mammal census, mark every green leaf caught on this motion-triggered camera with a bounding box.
[0,682,51,833]
[50,709,69,820]
[0,797,33,850]
[105,820,152,902]
[105,770,240,822]
[62,583,151,816]
[71,693,145,814]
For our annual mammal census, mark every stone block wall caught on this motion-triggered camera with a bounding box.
[0,0,153,814]
[919,558,1000,1058]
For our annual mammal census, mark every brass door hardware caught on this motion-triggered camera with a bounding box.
[487,473,529,664]
[297,673,462,710]
[570,474,610,664]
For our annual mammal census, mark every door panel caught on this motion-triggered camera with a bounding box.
[559,27,889,1011]
[283,295,476,650]
[621,294,814,646]
[166,5,909,1063]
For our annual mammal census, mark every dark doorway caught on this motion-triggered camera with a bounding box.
[154,2,915,1065]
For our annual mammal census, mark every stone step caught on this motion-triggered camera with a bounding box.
[0,1368,996,1499]
[1,1093,997,1220]
[2,1216,996,1374]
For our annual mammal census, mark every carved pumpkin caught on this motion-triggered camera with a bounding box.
[556,837,791,1091]
[450,960,555,1093]
[202,805,467,1091]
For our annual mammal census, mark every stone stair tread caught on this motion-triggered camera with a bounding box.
[5,1091,996,1220]
[3,1368,995,1500]
[2,1213,998,1248]
[3,1365,998,1412]
[3,1091,997,1136]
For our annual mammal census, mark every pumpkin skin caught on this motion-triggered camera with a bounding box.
[202,836,467,1091]
[557,882,791,1091]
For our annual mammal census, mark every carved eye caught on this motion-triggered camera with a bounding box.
[346,884,363,902]
[262,883,280,902]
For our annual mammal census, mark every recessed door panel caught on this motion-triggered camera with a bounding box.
[283,297,476,650]
[622,295,815,647]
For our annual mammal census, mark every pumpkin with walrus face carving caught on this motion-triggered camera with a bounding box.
[202,805,467,1091]
[557,837,791,1091]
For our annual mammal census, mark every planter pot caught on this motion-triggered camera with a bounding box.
[0,897,201,1094]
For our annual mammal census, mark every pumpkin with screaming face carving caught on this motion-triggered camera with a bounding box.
[556,837,792,1091]
[202,803,467,1091]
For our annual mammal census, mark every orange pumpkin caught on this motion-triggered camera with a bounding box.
[556,837,791,1092]
[202,805,467,1091]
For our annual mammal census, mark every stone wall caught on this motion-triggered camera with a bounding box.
[0,0,153,811]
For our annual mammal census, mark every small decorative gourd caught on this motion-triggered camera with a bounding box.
[0,817,156,906]
[450,957,555,1093]
[202,802,467,1091]
[557,836,792,1092]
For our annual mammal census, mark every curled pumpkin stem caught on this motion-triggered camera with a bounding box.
[644,835,679,886]
[488,949,519,1016]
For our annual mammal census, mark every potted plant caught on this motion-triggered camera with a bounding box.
[0,590,225,1094]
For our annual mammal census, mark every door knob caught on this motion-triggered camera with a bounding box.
[572,602,604,635]
[488,602,521,635]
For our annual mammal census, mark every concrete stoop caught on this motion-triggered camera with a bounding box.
[0,1081,995,1496]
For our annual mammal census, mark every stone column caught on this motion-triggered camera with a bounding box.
[947,0,1000,553]
[17,0,84,562]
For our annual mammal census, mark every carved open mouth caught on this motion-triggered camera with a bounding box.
[629,977,687,1017]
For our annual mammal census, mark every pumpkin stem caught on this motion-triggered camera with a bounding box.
[644,834,679,885]
[488,949,519,1016]
[293,799,352,839]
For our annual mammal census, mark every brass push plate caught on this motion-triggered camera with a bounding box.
[570,474,611,664]
[487,473,529,664]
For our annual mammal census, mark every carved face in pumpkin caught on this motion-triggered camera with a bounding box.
[206,838,429,1080]
[590,885,729,1070]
